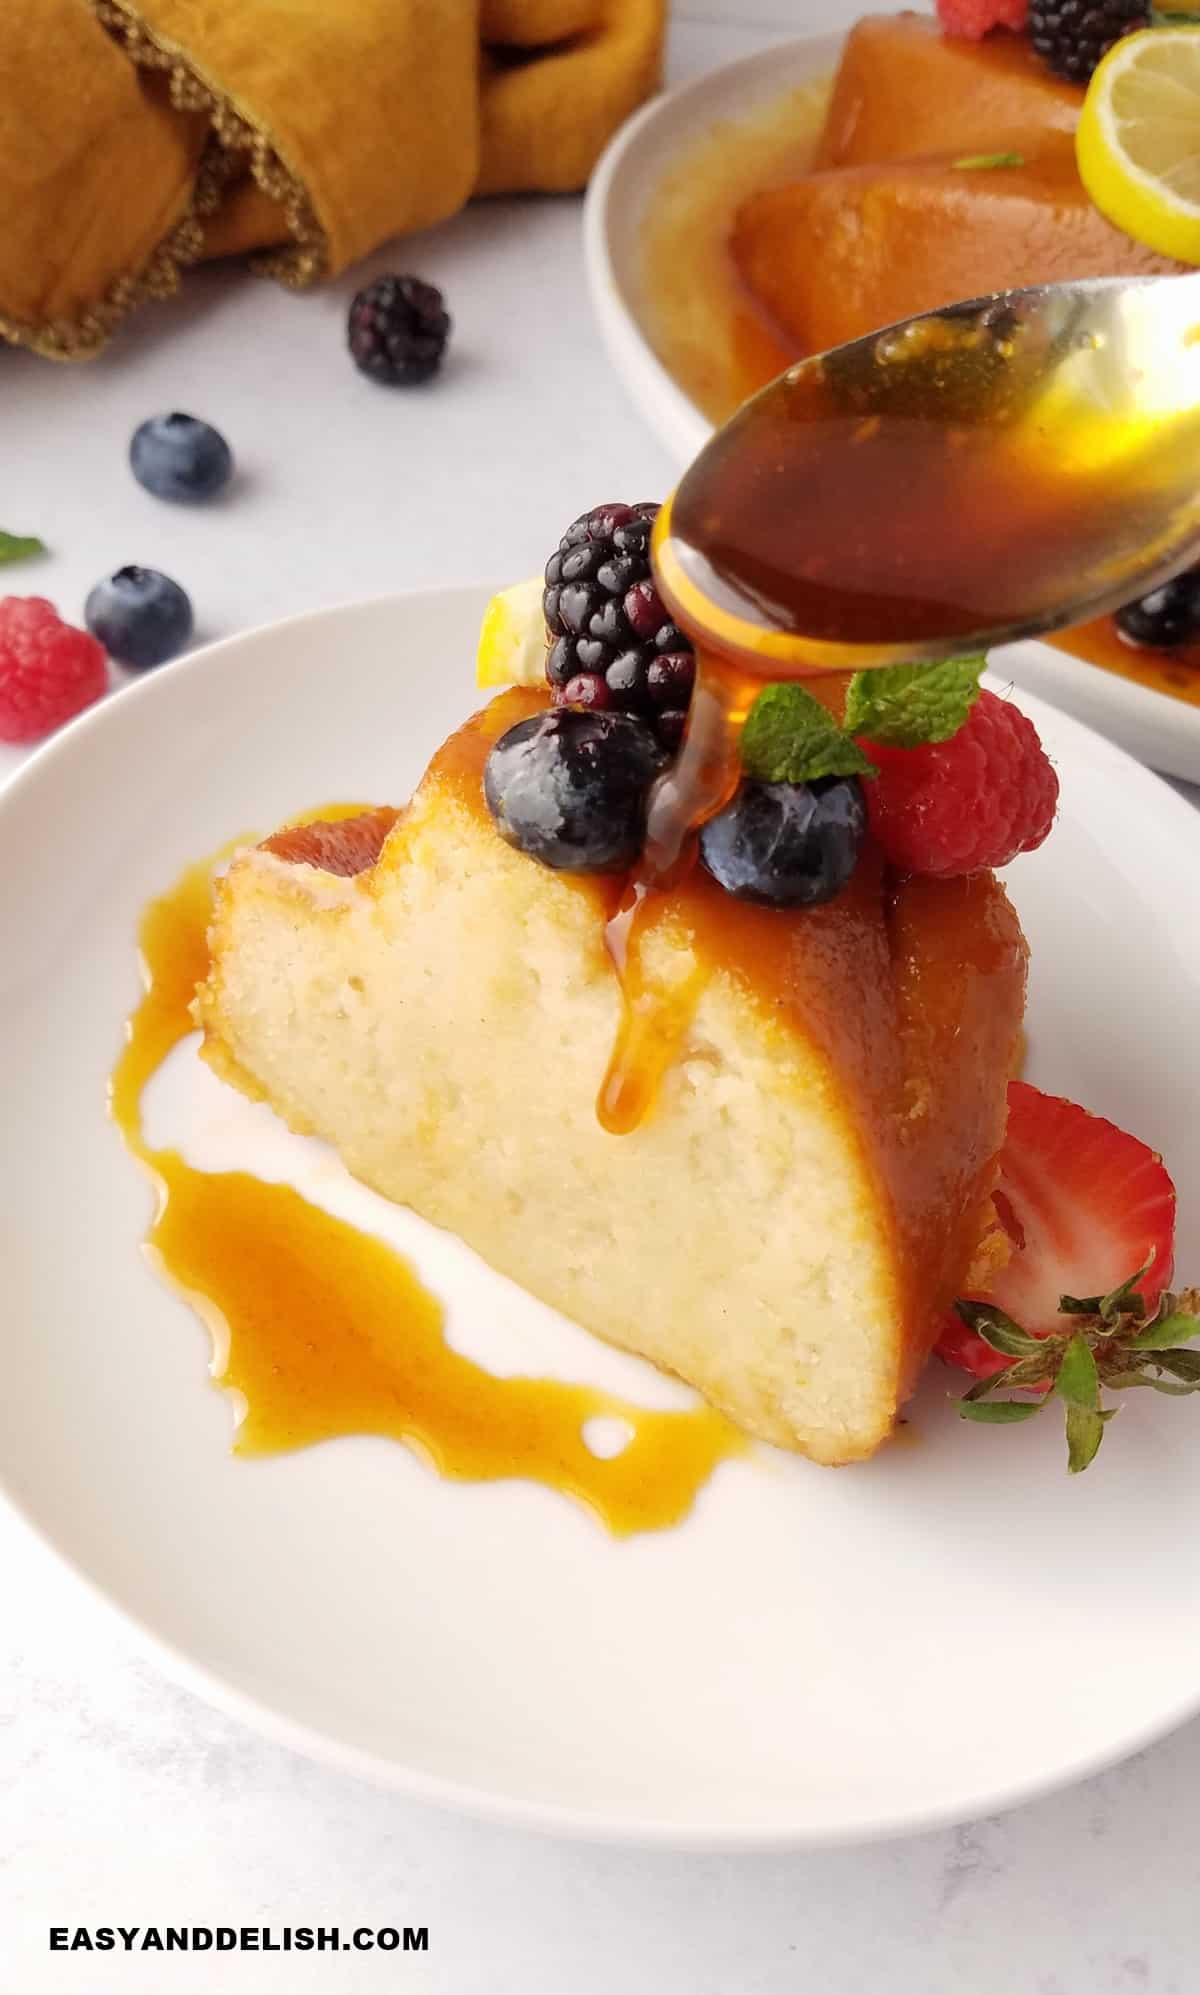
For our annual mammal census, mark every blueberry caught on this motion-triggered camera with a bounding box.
[699,777,866,907]
[484,707,665,873]
[130,413,233,502]
[1115,568,1200,649]
[84,566,193,670]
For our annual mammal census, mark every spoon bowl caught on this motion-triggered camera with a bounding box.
[653,271,1200,673]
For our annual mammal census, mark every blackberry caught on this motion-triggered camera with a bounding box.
[1028,0,1146,83]
[347,274,451,385]
[543,502,694,752]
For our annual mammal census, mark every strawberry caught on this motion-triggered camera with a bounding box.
[939,1081,1176,1379]
[937,1084,1197,1471]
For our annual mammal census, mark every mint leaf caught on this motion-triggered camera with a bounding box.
[740,684,874,785]
[843,655,986,748]
[0,530,46,566]
[952,152,1025,170]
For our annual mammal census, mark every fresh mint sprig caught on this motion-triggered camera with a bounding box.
[739,685,875,784]
[843,654,986,748]
[741,656,986,783]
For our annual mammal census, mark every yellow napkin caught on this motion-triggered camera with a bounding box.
[0,0,664,360]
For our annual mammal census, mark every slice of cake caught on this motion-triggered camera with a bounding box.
[196,686,1028,1467]
[731,14,1180,360]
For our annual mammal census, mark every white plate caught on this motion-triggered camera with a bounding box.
[3,586,1200,1850]
[584,34,1200,784]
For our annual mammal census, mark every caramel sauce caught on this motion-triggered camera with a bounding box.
[1048,616,1200,708]
[598,652,759,1132]
[111,838,741,1536]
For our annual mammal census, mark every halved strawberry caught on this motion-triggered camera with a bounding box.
[937,1081,1176,1380]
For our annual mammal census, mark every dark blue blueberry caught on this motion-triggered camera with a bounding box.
[129,413,233,502]
[84,566,193,670]
[484,708,665,873]
[1115,568,1200,649]
[699,777,866,908]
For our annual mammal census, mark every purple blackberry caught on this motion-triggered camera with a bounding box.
[543,502,694,751]
[1115,566,1200,650]
[1028,0,1146,83]
[347,274,450,385]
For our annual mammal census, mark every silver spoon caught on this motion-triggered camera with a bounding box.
[652,271,1200,675]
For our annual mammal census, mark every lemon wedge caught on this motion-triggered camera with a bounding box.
[1076,27,1200,265]
[475,576,546,688]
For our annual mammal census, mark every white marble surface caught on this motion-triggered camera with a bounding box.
[3,10,1199,1990]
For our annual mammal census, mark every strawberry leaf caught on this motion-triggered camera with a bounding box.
[1065,1402,1107,1472]
[1140,1349,1200,1382]
[1130,1312,1200,1351]
[1056,1333,1100,1409]
[1060,1259,1154,1321]
[959,1399,1043,1424]
[954,1299,1044,1357]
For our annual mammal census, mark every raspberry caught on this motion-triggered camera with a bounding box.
[0,598,108,744]
[859,689,1058,877]
[936,0,1028,37]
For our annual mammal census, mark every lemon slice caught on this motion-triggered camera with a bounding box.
[475,576,546,688]
[1076,27,1200,265]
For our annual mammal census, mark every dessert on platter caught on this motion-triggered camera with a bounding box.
[189,499,1199,1487]
[640,13,1200,706]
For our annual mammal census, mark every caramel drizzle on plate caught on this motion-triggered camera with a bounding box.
[110,833,741,1537]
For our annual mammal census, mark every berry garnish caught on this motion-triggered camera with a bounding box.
[1115,567,1200,650]
[860,688,1058,876]
[936,0,1028,39]
[543,503,692,752]
[935,1082,1193,1471]
[1028,0,1146,81]
[0,597,108,742]
[699,777,866,908]
[130,413,233,503]
[347,275,451,385]
[484,707,665,873]
[84,566,193,670]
